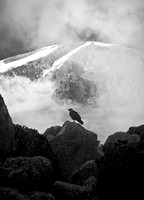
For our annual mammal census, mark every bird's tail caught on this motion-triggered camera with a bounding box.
[79,120,84,125]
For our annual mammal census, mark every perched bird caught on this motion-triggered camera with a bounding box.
[68,108,84,125]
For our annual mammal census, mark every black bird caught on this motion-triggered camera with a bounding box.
[68,108,84,125]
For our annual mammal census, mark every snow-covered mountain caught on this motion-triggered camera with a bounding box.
[0,41,144,142]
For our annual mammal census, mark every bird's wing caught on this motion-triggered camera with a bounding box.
[73,110,81,119]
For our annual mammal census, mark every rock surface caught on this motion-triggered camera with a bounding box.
[28,191,55,200]
[43,126,61,141]
[70,160,98,185]
[0,94,14,158]
[0,156,54,192]
[0,187,29,200]
[50,121,99,181]
[13,124,54,160]
[127,125,144,140]
[104,131,140,149]
[53,181,95,200]
[83,176,97,188]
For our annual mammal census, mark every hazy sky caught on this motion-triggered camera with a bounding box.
[0,0,144,59]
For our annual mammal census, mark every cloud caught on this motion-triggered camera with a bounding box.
[0,75,71,132]
[0,0,144,59]
[0,0,144,60]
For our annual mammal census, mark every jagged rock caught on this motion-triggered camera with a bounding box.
[104,131,140,150]
[0,94,14,158]
[0,156,54,192]
[70,160,98,185]
[127,125,144,140]
[50,121,99,181]
[43,126,61,141]
[83,176,97,188]
[28,191,55,200]
[0,187,29,200]
[53,181,96,200]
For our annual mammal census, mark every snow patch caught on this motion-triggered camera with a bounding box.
[43,42,93,76]
[0,45,58,73]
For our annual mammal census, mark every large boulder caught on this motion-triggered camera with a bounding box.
[0,94,14,158]
[104,131,140,151]
[50,121,99,181]
[127,125,144,140]
[0,156,54,192]
[70,160,98,185]
[13,124,54,160]
[13,125,60,179]
[0,187,29,200]
[43,126,61,141]
[83,176,97,188]
[53,181,95,200]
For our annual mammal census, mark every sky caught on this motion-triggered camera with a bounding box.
[0,0,144,60]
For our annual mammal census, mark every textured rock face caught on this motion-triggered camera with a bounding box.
[0,156,54,192]
[13,124,54,160]
[70,160,98,185]
[50,121,99,181]
[43,126,61,141]
[53,181,95,200]
[0,94,14,158]
[127,125,144,140]
[28,191,55,200]
[0,187,29,200]
[104,131,140,150]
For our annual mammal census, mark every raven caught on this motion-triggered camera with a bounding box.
[68,108,84,125]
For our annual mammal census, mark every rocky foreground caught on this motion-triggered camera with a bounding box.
[0,94,144,200]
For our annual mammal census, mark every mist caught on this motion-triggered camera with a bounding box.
[1,0,144,143]
[1,42,144,143]
[0,0,144,60]
[0,75,70,132]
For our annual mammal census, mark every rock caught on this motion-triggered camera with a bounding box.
[0,156,54,192]
[0,187,29,200]
[70,160,98,185]
[50,121,99,181]
[83,176,97,188]
[53,181,95,200]
[28,191,55,200]
[43,126,61,141]
[0,94,14,158]
[13,124,55,160]
[104,131,140,150]
[13,125,60,179]
[127,125,144,140]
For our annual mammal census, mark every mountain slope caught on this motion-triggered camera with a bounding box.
[0,41,144,142]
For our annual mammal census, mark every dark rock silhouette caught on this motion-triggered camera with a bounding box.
[0,156,54,193]
[0,94,15,159]
[0,187,29,200]
[53,181,95,200]
[1,94,144,199]
[70,160,98,185]
[28,191,55,200]
[13,124,60,180]
[13,124,54,159]
[83,176,97,188]
[50,121,99,181]
[127,125,144,140]
[43,126,61,141]
[104,131,140,150]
